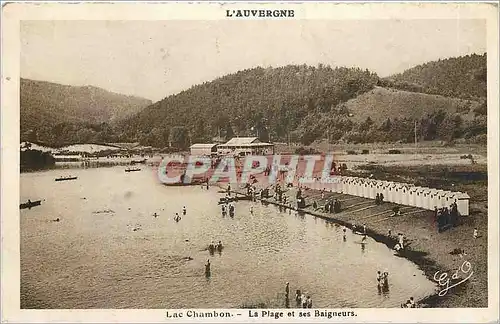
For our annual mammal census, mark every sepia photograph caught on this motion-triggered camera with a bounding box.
[1,2,499,323]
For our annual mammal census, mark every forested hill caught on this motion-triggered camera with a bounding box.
[119,65,379,146]
[21,54,487,148]
[381,53,487,100]
[21,78,152,144]
[120,55,487,148]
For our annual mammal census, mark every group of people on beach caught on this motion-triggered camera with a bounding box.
[323,199,342,213]
[375,193,385,205]
[393,232,406,253]
[434,201,459,232]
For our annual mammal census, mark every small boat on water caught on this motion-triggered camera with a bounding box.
[125,168,141,172]
[55,176,78,182]
[20,200,41,209]
[131,159,147,165]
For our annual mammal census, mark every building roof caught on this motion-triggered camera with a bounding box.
[223,137,259,146]
[248,142,274,147]
[107,142,140,150]
[190,143,218,149]
[455,192,471,199]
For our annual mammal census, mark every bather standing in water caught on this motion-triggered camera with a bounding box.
[295,290,301,307]
[205,259,211,277]
[182,206,187,216]
[301,294,308,308]
[306,296,312,308]
[174,213,181,222]
[216,241,223,252]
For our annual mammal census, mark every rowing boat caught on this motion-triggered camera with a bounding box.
[55,176,78,182]
[20,200,41,209]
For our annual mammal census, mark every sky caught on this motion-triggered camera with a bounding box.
[21,19,486,102]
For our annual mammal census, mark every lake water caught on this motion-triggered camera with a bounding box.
[20,165,436,309]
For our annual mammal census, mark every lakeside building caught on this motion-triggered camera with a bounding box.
[217,137,275,155]
[190,143,219,156]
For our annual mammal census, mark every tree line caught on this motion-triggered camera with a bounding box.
[21,56,487,148]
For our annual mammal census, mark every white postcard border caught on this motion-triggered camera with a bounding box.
[1,2,499,323]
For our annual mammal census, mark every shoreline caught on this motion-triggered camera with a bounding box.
[222,183,485,308]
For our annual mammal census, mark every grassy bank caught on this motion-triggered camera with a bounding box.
[275,142,487,156]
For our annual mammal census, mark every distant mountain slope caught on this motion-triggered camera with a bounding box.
[22,53,487,147]
[120,56,486,148]
[382,53,486,100]
[21,78,152,134]
[119,65,380,146]
[344,86,479,124]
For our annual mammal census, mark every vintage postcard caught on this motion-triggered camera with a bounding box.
[1,1,499,323]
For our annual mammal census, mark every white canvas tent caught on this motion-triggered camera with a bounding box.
[455,192,470,216]
[400,185,410,205]
[418,188,431,209]
[408,187,418,207]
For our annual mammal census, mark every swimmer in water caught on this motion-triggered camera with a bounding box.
[250,206,254,214]
[153,212,158,218]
